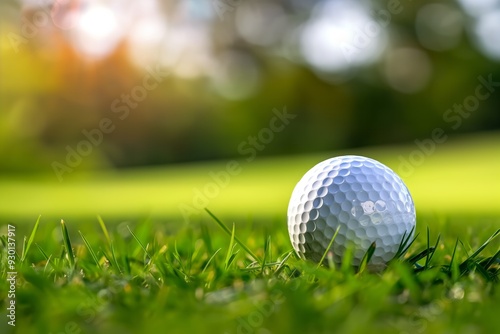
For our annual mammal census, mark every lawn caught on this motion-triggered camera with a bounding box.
[0,213,499,334]
[1,132,499,333]
[1,132,500,223]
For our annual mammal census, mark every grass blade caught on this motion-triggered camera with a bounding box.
[408,247,435,266]
[358,241,376,274]
[274,250,294,277]
[127,226,151,259]
[200,223,213,254]
[79,231,101,269]
[21,215,41,263]
[449,238,460,280]
[317,225,340,269]
[201,248,222,274]
[34,243,55,273]
[97,215,112,247]
[394,226,418,260]
[473,260,493,281]
[425,227,431,269]
[172,241,188,275]
[425,231,441,269]
[459,229,500,276]
[205,208,259,262]
[224,223,237,270]
[35,243,50,262]
[261,235,272,274]
[482,249,500,271]
[60,219,75,268]
[458,240,471,258]
[467,229,500,261]
[97,215,121,272]
[110,242,122,273]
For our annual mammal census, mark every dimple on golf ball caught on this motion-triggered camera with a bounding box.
[287,155,416,268]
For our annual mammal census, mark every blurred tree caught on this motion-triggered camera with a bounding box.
[0,0,499,174]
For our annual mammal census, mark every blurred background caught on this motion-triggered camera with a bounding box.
[1,0,500,222]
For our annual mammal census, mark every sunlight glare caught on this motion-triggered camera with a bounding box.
[72,4,121,58]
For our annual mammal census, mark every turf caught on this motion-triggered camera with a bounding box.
[1,132,500,224]
[1,212,499,334]
[1,132,499,333]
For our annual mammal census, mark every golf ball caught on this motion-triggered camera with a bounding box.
[287,155,416,268]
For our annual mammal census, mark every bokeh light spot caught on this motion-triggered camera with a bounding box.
[474,10,500,60]
[416,3,463,51]
[300,0,386,74]
[209,51,261,100]
[72,4,121,58]
[383,48,432,94]
[458,0,500,17]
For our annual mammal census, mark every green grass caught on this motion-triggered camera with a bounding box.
[1,132,499,332]
[1,132,500,223]
[1,213,499,334]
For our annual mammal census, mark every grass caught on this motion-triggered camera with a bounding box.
[1,132,499,332]
[1,132,500,223]
[1,212,499,334]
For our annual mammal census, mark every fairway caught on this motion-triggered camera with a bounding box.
[1,132,500,223]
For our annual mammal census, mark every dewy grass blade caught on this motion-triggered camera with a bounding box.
[205,208,260,263]
[21,215,41,263]
[60,219,75,268]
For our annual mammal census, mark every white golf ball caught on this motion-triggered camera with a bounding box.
[287,155,416,268]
